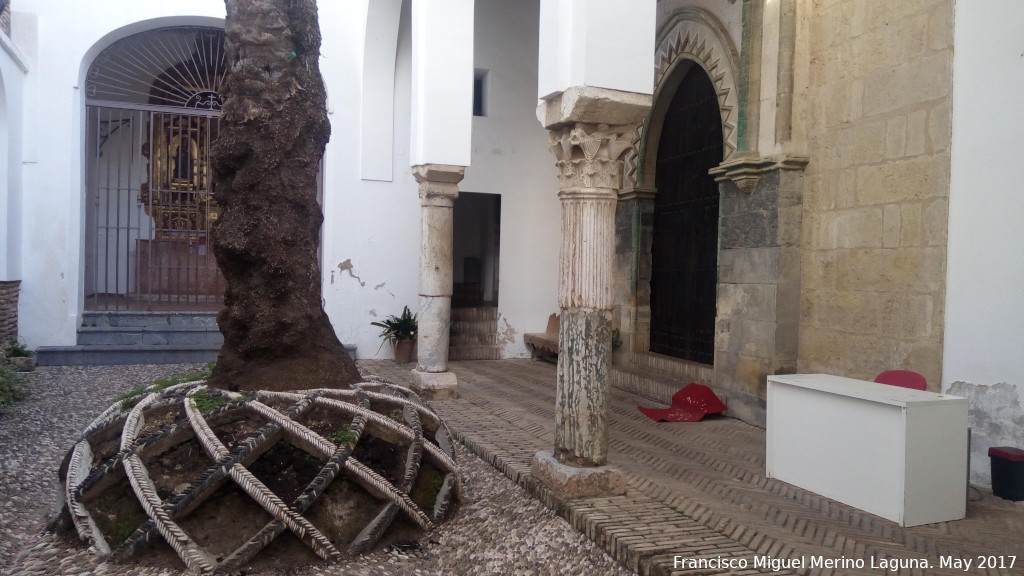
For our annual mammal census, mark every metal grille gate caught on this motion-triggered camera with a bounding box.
[649,65,723,364]
[84,103,224,311]
[83,26,226,312]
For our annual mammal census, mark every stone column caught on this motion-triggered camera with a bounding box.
[549,123,629,467]
[532,120,644,498]
[410,164,464,400]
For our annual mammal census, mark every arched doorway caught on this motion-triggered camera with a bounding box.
[649,64,722,364]
[84,26,226,311]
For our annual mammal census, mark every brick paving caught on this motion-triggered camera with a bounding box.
[360,359,1024,576]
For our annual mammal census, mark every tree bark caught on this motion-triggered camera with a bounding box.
[208,0,360,391]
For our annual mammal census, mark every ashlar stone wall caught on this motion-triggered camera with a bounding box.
[797,0,953,388]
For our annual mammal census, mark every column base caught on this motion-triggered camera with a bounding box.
[410,369,458,400]
[531,450,626,499]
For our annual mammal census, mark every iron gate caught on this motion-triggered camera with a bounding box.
[84,104,224,311]
[649,65,723,364]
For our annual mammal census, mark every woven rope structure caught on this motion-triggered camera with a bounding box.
[57,379,461,573]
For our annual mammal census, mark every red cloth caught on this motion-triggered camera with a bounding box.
[638,383,727,422]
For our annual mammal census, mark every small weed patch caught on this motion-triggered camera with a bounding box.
[328,425,358,446]
[116,364,215,404]
[0,365,25,409]
[191,390,229,413]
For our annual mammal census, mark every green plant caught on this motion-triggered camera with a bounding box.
[5,339,33,358]
[116,364,214,403]
[191,390,230,413]
[0,365,25,409]
[371,306,418,344]
[328,424,358,446]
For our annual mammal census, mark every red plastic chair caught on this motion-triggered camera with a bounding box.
[874,369,927,391]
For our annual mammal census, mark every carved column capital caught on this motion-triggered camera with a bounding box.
[548,123,637,190]
[412,164,465,206]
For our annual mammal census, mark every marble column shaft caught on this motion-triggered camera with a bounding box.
[548,124,631,467]
[412,164,464,375]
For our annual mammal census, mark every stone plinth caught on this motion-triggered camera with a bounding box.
[531,450,625,500]
[410,369,458,401]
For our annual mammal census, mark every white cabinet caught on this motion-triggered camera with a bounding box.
[766,374,968,527]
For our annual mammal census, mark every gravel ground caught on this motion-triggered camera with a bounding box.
[0,364,635,576]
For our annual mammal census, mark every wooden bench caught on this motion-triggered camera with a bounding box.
[524,313,559,362]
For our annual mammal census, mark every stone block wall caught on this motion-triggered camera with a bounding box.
[797,0,953,388]
[715,168,803,425]
[0,281,20,345]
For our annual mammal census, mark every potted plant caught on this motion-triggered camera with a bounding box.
[371,306,417,363]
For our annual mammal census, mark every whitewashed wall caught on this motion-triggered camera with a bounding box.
[319,0,560,359]
[464,0,560,357]
[945,1,1024,484]
[9,0,561,362]
[10,1,225,347]
[0,29,27,282]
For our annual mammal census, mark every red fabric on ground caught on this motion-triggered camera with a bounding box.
[638,383,727,422]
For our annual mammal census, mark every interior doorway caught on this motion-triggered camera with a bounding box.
[649,64,723,364]
[452,192,500,308]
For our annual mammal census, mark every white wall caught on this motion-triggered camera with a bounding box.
[464,0,560,357]
[410,0,474,166]
[0,30,27,281]
[10,1,224,347]
[319,0,423,359]
[945,0,1024,483]
[12,0,559,363]
[322,0,559,359]
[538,0,656,99]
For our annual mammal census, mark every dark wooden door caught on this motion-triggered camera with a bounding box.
[650,65,723,364]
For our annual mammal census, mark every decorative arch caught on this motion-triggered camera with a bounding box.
[629,9,741,189]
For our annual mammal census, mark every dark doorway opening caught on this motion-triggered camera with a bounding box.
[649,65,723,364]
[453,192,500,308]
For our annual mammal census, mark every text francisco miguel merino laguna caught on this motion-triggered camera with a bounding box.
[673,554,1016,572]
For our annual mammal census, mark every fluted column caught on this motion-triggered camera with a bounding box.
[548,123,633,467]
[410,164,464,400]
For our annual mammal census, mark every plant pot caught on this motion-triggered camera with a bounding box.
[393,339,415,364]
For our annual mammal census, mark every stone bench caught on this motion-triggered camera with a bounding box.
[524,313,559,362]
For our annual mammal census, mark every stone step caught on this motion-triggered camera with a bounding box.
[76,326,224,347]
[81,311,220,329]
[36,344,220,366]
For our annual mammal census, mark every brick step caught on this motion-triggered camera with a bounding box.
[450,306,498,322]
[626,351,714,383]
[448,345,501,361]
[610,360,715,407]
[450,333,498,347]
[449,318,498,335]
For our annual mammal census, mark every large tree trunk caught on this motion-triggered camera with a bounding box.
[208,0,360,391]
